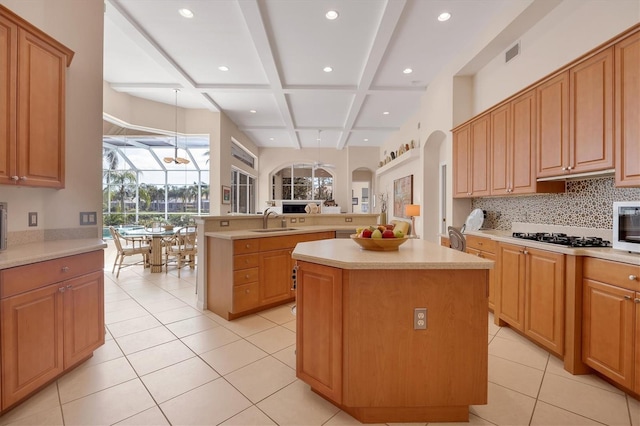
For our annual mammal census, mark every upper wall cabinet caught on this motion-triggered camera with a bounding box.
[536,72,570,178]
[0,6,74,189]
[453,114,491,198]
[615,31,640,187]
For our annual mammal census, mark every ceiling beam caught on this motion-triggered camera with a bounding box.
[336,0,408,150]
[236,0,301,149]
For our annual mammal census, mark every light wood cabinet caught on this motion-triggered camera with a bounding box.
[296,260,488,423]
[569,47,614,174]
[537,71,570,178]
[207,231,335,320]
[466,235,497,310]
[453,114,491,198]
[496,243,565,355]
[582,257,640,393]
[615,31,640,187]
[0,6,73,188]
[0,251,104,410]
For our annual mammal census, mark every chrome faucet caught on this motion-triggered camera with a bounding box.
[263,208,278,229]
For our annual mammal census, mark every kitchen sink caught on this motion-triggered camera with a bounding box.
[251,228,298,232]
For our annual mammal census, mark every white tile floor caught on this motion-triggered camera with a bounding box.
[0,240,638,425]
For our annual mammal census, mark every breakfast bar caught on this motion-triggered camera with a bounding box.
[292,238,494,423]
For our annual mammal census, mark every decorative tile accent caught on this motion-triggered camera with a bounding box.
[472,177,640,230]
[7,227,100,247]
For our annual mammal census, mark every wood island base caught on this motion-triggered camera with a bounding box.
[295,259,489,424]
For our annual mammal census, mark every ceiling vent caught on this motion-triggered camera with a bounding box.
[505,42,520,63]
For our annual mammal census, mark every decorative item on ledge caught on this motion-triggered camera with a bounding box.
[378,192,388,225]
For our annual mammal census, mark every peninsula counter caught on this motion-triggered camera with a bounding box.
[291,238,494,423]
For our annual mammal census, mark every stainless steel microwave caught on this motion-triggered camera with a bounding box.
[613,201,640,254]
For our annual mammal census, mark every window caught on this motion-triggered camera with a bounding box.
[230,168,255,214]
[231,140,255,168]
[271,164,333,201]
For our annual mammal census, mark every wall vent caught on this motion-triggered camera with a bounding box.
[505,42,520,63]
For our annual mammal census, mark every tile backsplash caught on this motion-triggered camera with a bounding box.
[472,177,640,230]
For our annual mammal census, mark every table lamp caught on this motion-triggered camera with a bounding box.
[405,204,420,238]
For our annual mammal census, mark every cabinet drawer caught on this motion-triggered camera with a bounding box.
[466,235,497,253]
[234,253,259,270]
[583,257,640,291]
[233,282,259,313]
[234,268,259,286]
[1,251,103,298]
[233,239,260,255]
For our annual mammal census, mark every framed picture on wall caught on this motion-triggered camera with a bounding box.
[222,185,231,204]
[352,197,358,205]
[393,175,413,218]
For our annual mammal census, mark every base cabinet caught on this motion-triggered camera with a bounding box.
[582,257,640,393]
[0,251,104,411]
[207,231,335,320]
[497,243,565,355]
[466,235,497,310]
[296,260,488,423]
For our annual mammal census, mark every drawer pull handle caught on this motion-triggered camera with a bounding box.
[245,244,250,249]
[61,266,70,272]
[245,259,249,263]
[10,176,19,181]
[245,274,250,279]
[66,285,72,289]
[624,295,631,300]
[478,242,483,245]
[58,287,65,293]
[245,289,250,294]
[629,275,637,281]
[635,298,640,304]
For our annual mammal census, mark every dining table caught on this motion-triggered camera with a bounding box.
[121,228,176,273]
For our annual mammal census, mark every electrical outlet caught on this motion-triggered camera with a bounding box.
[414,308,427,330]
[299,218,305,223]
[220,220,229,226]
[345,217,352,222]
[28,212,37,227]
[291,218,297,223]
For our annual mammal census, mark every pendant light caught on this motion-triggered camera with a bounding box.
[163,89,190,164]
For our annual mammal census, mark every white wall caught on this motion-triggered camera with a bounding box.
[0,0,103,235]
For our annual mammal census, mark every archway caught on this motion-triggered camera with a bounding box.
[351,168,373,213]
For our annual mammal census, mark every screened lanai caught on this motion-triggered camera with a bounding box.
[102,121,210,231]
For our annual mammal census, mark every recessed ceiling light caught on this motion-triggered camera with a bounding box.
[269,137,274,141]
[249,109,257,114]
[383,111,390,115]
[325,10,339,20]
[323,66,333,73]
[218,65,229,71]
[438,12,451,22]
[364,138,369,142]
[178,8,194,18]
[403,68,413,74]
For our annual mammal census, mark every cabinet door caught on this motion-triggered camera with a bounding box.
[497,243,526,330]
[259,248,295,306]
[615,31,640,187]
[470,114,491,196]
[582,279,634,389]
[511,90,537,194]
[296,261,342,404]
[635,292,640,393]
[453,125,471,198]
[16,28,67,188]
[524,248,564,355]
[0,15,16,183]
[569,47,614,174]
[63,271,104,368]
[490,103,510,195]
[537,72,570,177]
[1,284,64,408]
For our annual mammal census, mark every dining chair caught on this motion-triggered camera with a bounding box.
[109,226,152,277]
[164,226,197,277]
[448,226,466,252]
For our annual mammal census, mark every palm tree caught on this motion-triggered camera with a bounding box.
[108,170,137,218]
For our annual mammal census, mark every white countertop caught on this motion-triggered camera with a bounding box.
[461,229,640,266]
[206,225,358,240]
[292,239,494,270]
[0,239,107,270]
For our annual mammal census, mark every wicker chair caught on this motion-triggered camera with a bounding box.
[164,226,197,277]
[109,226,151,277]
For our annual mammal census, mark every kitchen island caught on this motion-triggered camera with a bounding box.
[291,238,494,423]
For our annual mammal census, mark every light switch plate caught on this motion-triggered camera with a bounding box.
[80,212,97,225]
[28,212,37,227]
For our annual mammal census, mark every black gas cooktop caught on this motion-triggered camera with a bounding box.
[512,232,611,248]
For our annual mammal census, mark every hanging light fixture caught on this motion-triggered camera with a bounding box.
[164,89,190,164]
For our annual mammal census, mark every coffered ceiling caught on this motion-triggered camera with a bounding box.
[104,0,513,150]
